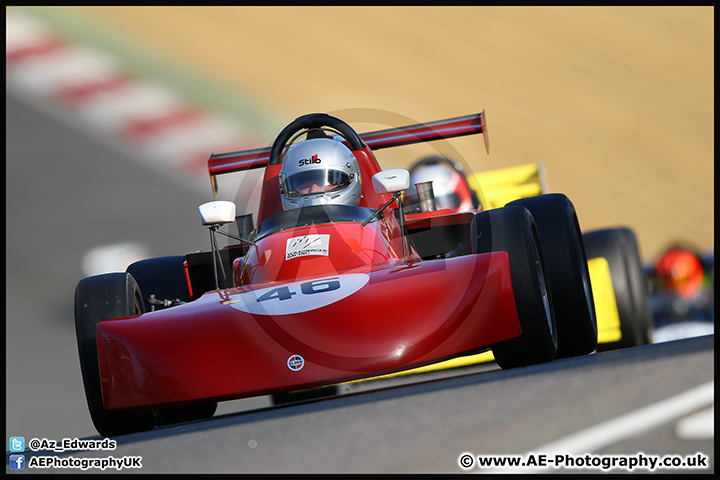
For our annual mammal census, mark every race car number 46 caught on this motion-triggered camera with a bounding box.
[228,273,370,315]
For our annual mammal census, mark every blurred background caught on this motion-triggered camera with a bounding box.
[6,7,713,442]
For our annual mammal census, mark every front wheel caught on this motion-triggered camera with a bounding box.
[126,255,190,311]
[74,273,157,437]
[583,227,653,350]
[472,205,557,368]
[127,256,219,422]
[155,403,218,426]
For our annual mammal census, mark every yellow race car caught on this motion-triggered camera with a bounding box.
[408,156,654,353]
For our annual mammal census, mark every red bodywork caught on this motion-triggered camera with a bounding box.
[96,111,522,410]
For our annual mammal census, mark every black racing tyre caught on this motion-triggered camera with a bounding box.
[506,194,597,358]
[127,255,190,312]
[583,227,653,350]
[74,273,157,437]
[155,403,218,426]
[471,205,557,368]
[618,228,653,345]
[270,385,340,406]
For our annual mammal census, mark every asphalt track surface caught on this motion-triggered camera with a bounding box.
[5,7,714,474]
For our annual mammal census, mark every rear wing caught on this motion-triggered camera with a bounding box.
[208,111,488,196]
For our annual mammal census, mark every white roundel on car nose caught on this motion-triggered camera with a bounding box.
[227,273,370,315]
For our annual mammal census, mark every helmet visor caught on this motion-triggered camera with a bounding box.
[283,169,351,198]
[435,192,463,211]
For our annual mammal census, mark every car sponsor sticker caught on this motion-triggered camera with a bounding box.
[227,273,370,316]
[287,354,305,371]
[286,234,329,260]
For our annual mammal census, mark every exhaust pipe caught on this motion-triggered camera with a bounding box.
[415,181,437,213]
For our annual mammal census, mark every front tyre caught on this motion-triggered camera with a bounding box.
[583,227,653,350]
[472,205,557,368]
[155,403,218,426]
[74,273,157,437]
[127,255,190,311]
[127,256,218,423]
[618,228,653,346]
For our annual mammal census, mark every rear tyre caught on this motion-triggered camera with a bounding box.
[506,194,597,358]
[74,273,157,437]
[583,227,653,350]
[472,205,557,368]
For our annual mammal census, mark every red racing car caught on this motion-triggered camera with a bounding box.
[75,111,597,437]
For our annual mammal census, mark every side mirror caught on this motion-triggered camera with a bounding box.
[198,201,236,226]
[371,169,410,195]
[366,169,411,258]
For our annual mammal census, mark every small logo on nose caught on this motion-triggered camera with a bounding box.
[287,354,305,371]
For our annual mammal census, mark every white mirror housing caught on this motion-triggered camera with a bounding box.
[371,169,410,195]
[198,201,236,226]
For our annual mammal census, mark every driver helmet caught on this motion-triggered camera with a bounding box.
[405,158,475,212]
[655,246,705,298]
[279,138,362,211]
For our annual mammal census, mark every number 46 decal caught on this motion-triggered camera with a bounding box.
[256,278,341,302]
[229,273,370,316]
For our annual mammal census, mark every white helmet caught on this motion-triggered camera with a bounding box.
[279,138,362,210]
[406,160,476,212]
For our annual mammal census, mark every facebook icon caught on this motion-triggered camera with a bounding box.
[9,454,25,470]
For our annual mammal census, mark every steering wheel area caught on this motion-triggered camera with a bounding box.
[268,113,365,165]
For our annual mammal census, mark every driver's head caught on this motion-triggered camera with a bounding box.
[279,138,362,211]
